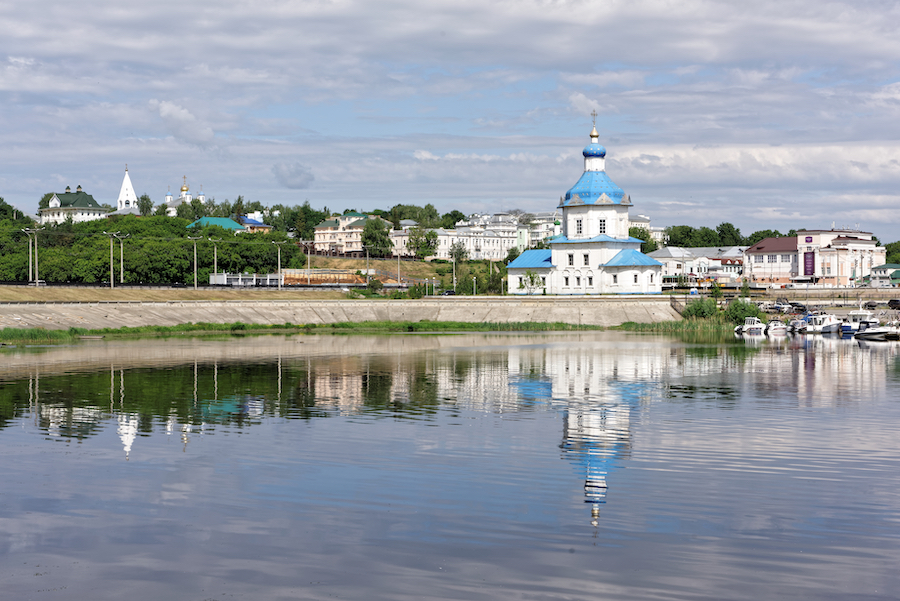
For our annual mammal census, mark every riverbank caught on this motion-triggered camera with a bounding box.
[0,295,681,331]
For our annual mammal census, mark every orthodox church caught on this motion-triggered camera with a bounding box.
[507,123,662,294]
[106,166,141,216]
[165,177,205,216]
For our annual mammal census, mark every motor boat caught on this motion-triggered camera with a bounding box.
[805,312,842,334]
[787,318,807,334]
[766,319,788,335]
[842,306,880,335]
[735,316,766,336]
[855,321,900,342]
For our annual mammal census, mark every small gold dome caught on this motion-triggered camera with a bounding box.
[181,184,189,192]
[590,125,599,138]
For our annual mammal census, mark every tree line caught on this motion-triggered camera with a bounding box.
[0,204,303,285]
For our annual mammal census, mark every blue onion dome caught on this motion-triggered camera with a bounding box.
[583,143,606,158]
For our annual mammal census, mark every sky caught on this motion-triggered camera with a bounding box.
[2,0,900,241]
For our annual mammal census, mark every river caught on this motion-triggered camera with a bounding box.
[1,332,899,600]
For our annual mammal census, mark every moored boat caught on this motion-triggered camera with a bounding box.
[735,316,766,336]
[766,319,788,335]
[842,306,880,335]
[806,312,842,334]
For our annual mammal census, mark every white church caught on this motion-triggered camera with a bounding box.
[507,124,663,295]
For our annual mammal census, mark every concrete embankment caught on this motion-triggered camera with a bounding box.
[0,296,681,330]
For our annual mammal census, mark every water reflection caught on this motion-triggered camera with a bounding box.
[2,333,900,599]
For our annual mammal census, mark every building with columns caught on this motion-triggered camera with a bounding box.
[507,125,663,295]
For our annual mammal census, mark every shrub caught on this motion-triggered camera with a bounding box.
[724,300,765,325]
[681,298,718,319]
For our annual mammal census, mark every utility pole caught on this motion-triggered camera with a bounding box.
[273,241,286,289]
[187,236,202,289]
[21,229,36,282]
[103,231,118,288]
[208,238,221,283]
[473,276,476,296]
[114,232,129,284]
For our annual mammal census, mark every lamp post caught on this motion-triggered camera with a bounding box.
[113,232,129,284]
[103,231,118,288]
[187,236,202,289]
[21,228,37,282]
[473,276,476,296]
[208,237,221,284]
[273,240,285,289]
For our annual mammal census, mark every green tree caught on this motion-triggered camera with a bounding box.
[745,229,783,246]
[691,226,719,247]
[407,226,438,259]
[450,240,469,263]
[38,192,54,210]
[361,218,392,257]
[504,246,520,264]
[441,210,467,229]
[628,226,659,253]
[716,222,742,246]
[137,194,154,217]
[665,225,696,247]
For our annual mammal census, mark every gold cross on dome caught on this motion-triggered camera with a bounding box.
[591,109,597,126]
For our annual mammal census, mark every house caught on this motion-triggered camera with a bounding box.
[870,264,900,288]
[237,216,273,234]
[507,124,662,295]
[40,185,108,225]
[314,212,391,255]
[743,237,799,287]
[648,245,746,284]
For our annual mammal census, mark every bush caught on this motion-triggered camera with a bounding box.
[723,300,765,325]
[681,298,718,319]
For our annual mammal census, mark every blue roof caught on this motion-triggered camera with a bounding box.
[603,249,663,267]
[552,235,645,244]
[239,216,269,226]
[508,249,553,269]
[562,168,627,207]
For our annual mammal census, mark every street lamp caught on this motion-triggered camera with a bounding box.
[208,237,221,283]
[473,276,476,296]
[273,240,286,289]
[103,231,119,288]
[187,236,202,289]
[113,232,129,284]
[21,228,39,283]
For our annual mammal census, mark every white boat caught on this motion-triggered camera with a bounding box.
[766,319,788,335]
[805,312,842,334]
[841,306,879,335]
[855,321,900,342]
[735,316,766,336]
[788,318,807,334]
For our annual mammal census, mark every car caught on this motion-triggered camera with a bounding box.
[441,290,456,296]
[790,303,808,313]
[864,300,879,310]
[888,299,900,310]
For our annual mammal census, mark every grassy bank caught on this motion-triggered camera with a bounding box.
[0,320,603,344]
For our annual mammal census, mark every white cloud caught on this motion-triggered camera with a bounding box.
[148,100,215,146]
[272,162,315,189]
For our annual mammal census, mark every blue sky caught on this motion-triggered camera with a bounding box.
[3,0,900,240]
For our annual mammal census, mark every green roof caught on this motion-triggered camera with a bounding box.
[342,211,367,217]
[187,217,245,231]
[53,191,102,209]
[315,219,339,228]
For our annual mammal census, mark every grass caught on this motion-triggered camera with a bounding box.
[0,319,603,344]
[617,315,735,333]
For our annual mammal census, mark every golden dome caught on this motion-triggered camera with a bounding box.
[590,125,599,138]
[181,184,189,192]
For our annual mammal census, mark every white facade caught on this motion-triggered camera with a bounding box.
[507,126,663,295]
[40,185,108,225]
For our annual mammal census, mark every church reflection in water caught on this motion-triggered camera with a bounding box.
[4,333,897,525]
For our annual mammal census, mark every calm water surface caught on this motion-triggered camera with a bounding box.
[1,332,899,600]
